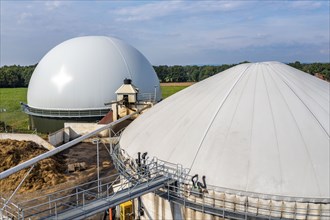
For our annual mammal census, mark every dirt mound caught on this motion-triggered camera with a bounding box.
[0,139,66,193]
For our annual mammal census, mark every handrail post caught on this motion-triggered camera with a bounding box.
[49,195,52,215]
[76,188,79,206]
[92,138,101,197]
[83,192,85,209]
[54,202,57,220]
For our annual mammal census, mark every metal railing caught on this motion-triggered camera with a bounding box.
[137,93,156,103]
[1,151,181,219]
[111,144,330,220]
[155,182,330,220]
[0,197,21,219]
[22,104,110,118]
[2,143,329,220]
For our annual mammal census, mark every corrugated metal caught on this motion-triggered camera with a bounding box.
[120,62,330,199]
[27,36,161,110]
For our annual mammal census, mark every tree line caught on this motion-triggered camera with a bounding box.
[155,61,330,82]
[0,64,37,88]
[0,61,329,88]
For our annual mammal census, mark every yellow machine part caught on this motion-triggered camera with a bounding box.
[120,200,133,220]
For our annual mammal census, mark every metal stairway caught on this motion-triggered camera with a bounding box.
[46,175,171,220]
[8,153,183,220]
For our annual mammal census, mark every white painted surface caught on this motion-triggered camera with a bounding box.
[120,62,330,199]
[28,36,161,110]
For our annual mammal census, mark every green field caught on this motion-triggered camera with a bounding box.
[160,86,188,99]
[0,88,29,132]
[0,85,189,133]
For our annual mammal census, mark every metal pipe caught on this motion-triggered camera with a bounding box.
[1,165,35,211]
[0,109,149,180]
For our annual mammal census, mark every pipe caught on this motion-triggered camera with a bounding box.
[1,165,35,210]
[0,108,149,180]
[197,175,207,189]
[141,152,148,165]
[136,152,141,168]
[191,174,198,188]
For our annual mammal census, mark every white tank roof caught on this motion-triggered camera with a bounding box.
[120,62,330,200]
[27,36,161,110]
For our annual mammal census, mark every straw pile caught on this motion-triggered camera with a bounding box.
[0,139,66,193]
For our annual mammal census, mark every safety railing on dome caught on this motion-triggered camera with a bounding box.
[111,146,190,184]
[137,93,156,103]
[155,180,330,220]
[112,144,330,220]
[21,103,110,118]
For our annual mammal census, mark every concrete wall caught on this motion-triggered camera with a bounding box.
[0,133,54,150]
[48,127,70,146]
[64,123,109,138]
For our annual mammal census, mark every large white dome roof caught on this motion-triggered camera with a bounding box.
[120,62,330,200]
[27,36,161,110]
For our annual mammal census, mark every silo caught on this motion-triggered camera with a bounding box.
[117,62,330,219]
[24,36,161,132]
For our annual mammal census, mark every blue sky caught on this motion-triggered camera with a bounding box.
[0,0,329,66]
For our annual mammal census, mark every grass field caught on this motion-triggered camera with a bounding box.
[0,88,29,132]
[161,86,189,98]
[0,83,192,132]
[160,82,193,99]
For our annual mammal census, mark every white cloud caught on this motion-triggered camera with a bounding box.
[320,48,330,55]
[17,12,32,24]
[112,1,247,22]
[1,1,329,66]
[45,1,66,11]
[113,1,183,22]
[290,1,323,10]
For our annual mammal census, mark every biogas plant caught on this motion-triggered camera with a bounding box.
[0,36,329,220]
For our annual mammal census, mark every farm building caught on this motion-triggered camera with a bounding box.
[117,61,330,219]
[23,36,161,132]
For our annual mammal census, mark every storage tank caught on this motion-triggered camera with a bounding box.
[24,36,161,132]
[117,62,330,219]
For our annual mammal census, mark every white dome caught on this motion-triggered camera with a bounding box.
[27,36,161,110]
[120,62,330,200]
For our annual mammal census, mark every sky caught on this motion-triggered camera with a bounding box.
[0,0,329,66]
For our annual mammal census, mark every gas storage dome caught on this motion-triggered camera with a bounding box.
[25,36,161,132]
[28,36,161,110]
[120,61,329,200]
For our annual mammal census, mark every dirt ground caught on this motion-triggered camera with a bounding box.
[0,139,116,204]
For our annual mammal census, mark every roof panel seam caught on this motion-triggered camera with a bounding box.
[106,37,133,80]
[260,66,283,194]
[189,64,251,171]
[279,65,329,114]
[276,66,329,137]
[270,64,322,196]
[244,64,258,192]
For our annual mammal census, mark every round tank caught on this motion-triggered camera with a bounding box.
[120,61,329,200]
[27,36,161,110]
